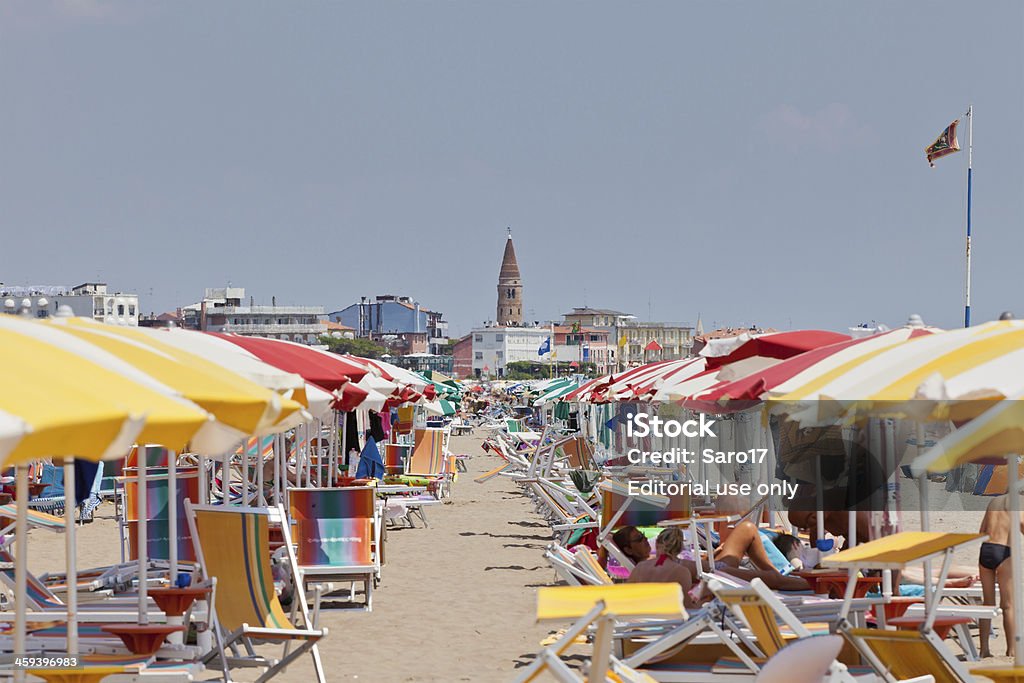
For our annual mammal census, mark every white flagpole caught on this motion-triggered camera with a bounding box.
[964,105,973,328]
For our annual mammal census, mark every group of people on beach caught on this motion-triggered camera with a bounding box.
[607,492,1023,658]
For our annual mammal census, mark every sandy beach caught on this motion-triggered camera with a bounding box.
[19,430,1017,680]
[22,432,556,682]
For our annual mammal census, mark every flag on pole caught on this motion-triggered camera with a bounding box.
[537,337,551,356]
[571,321,581,333]
[618,334,628,347]
[925,119,961,167]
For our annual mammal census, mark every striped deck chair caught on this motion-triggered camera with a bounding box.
[395,406,414,435]
[185,502,326,683]
[383,443,412,476]
[289,486,379,612]
[123,467,200,563]
[403,428,451,499]
[0,504,65,536]
[597,480,690,571]
[514,583,683,683]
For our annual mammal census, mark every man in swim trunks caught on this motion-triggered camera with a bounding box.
[979,494,1024,657]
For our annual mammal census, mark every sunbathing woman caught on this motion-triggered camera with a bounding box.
[628,528,702,608]
[612,524,808,592]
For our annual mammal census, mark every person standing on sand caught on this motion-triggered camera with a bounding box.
[979,494,1024,658]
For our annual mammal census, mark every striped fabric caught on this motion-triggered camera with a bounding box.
[193,508,293,631]
[383,444,412,475]
[123,468,200,562]
[408,429,445,475]
[236,435,275,459]
[395,406,414,434]
[290,487,375,567]
[599,487,691,529]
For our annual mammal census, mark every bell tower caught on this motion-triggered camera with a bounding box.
[496,228,522,326]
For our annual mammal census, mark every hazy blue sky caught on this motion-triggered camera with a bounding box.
[2,1,1021,338]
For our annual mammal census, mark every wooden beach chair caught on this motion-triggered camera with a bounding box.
[514,583,684,683]
[289,486,380,613]
[184,501,326,683]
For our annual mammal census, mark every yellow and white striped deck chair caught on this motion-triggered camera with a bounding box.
[185,501,326,683]
[514,583,683,683]
[823,531,985,683]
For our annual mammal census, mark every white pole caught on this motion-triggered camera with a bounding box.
[222,449,231,505]
[1008,455,1024,664]
[168,450,178,583]
[63,459,78,654]
[137,449,148,625]
[14,465,27,683]
[964,105,973,328]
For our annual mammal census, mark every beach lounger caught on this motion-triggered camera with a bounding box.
[289,486,380,612]
[404,428,453,499]
[822,531,985,683]
[515,583,684,683]
[184,502,326,683]
[596,479,690,571]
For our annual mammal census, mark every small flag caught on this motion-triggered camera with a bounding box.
[571,321,581,333]
[618,334,628,347]
[925,119,961,167]
[537,337,551,356]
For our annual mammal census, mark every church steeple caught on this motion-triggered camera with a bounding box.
[497,228,522,326]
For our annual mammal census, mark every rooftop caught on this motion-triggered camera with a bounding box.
[563,307,632,317]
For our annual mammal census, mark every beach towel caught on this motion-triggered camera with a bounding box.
[355,437,385,480]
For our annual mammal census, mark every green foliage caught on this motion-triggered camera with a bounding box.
[319,335,388,359]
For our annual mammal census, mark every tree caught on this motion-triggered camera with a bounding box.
[319,335,388,359]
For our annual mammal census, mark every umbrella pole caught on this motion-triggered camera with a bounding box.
[1008,456,1024,665]
[168,450,177,586]
[63,458,78,655]
[222,449,231,505]
[138,449,148,625]
[273,434,281,506]
[14,464,27,683]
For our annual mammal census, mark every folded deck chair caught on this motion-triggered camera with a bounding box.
[515,583,684,683]
[185,502,326,683]
[289,486,379,612]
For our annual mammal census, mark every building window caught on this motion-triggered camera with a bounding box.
[128,305,136,316]
[117,304,125,315]
[495,334,504,342]
[474,352,483,360]
[474,334,483,342]
[496,350,503,358]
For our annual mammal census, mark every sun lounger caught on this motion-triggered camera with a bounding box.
[822,531,985,683]
[515,583,685,683]
[184,502,326,683]
[288,486,380,612]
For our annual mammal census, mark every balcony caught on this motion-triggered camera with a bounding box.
[210,305,324,315]
[215,323,327,335]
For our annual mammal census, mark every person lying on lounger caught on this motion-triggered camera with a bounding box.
[612,525,809,592]
[627,528,702,608]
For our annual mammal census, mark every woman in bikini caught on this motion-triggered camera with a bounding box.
[979,494,1024,658]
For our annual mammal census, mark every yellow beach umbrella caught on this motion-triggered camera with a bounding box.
[911,399,1024,670]
[0,317,211,457]
[0,314,208,665]
[769,321,1018,425]
[51,318,301,453]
